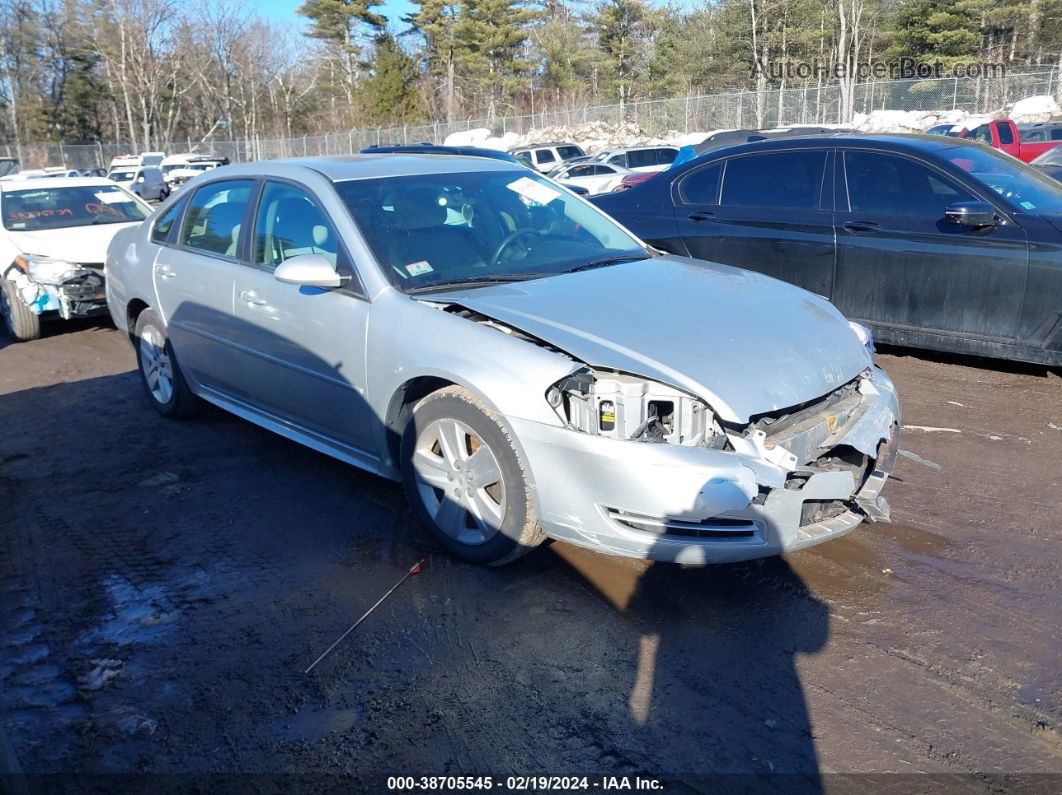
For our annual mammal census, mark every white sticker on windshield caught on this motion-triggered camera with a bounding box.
[405,260,433,276]
[506,176,560,206]
[94,191,126,204]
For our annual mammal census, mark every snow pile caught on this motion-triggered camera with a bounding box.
[1009,94,1059,123]
[446,120,681,154]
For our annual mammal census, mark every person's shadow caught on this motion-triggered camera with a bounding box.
[614,544,829,789]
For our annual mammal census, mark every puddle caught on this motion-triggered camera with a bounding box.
[78,575,179,647]
[274,706,360,742]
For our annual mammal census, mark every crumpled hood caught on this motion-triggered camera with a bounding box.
[430,256,871,423]
[8,223,141,265]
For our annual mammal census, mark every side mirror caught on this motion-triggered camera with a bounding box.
[945,201,997,228]
[274,253,346,288]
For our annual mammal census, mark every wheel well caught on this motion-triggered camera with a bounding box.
[384,376,454,468]
[126,299,149,342]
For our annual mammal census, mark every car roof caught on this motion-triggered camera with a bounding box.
[0,176,122,192]
[214,154,526,182]
[685,131,992,160]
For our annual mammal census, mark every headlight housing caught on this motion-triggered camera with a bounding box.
[14,255,82,285]
[546,368,726,448]
[849,320,875,355]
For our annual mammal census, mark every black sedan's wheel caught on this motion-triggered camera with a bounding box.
[134,309,199,418]
[401,386,545,566]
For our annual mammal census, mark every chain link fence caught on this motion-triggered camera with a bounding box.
[4,67,1059,171]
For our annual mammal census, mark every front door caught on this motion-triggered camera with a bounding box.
[153,178,256,393]
[833,150,1028,341]
[228,180,375,454]
[673,149,837,298]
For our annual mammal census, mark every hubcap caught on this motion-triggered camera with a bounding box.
[139,325,174,405]
[412,418,506,546]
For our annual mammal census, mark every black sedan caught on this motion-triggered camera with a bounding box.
[593,134,1062,366]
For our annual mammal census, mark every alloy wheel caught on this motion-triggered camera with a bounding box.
[411,417,507,545]
[139,324,174,405]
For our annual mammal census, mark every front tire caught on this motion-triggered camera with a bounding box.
[401,386,545,566]
[0,278,41,342]
[134,309,199,418]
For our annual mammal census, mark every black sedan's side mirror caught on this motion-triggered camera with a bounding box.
[945,201,998,227]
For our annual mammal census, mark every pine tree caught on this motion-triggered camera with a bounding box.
[455,0,535,120]
[362,34,426,124]
[298,0,387,95]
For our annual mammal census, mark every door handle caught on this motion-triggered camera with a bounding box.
[843,220,880,233]
[688,211,716,223]
[155,264,175,279]
[239,290,268,306]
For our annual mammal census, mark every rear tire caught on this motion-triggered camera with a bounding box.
[401,386,545,566]
[0,278,41,342]
[134,309,200,418]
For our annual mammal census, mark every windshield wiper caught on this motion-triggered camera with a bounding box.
[406,273,547,294]
[562,252,649,274]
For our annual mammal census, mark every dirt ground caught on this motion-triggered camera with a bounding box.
[0,318,1059,790]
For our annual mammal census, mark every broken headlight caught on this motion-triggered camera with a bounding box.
[13,254,82,285]
[546,368,727,448]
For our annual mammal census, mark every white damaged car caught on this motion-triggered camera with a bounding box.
[105,156,900,566]
[0,177,151,341]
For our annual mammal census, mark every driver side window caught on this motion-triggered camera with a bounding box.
[253,182,339,271]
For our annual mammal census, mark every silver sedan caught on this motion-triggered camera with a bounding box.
[106,155,900,566]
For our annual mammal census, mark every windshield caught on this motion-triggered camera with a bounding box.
[2,185,149,231]
[1032,146,1062,167]
[942,144,1062,213]
[334,170,646,292]
[109,170,136,182]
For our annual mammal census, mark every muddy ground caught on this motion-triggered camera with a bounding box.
[0,319,1060,790]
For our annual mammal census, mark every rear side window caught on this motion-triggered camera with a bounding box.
[997,124,1015,145]
[721,150,827,210]
[627,149,659,169]
[180,179,254,259]
[556,146,582,160]
[151,197,185,245]
[678,162,722,204]
[1022,129,1046,142]
[1052,129,1062,141]
[844,151,973,218]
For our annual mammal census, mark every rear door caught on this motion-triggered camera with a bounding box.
[673,148,837,297]
[152,178,256,392]
[832,148,1028,341]
[227,179,375,453]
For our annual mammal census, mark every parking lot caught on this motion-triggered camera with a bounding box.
[0,320,1060,785]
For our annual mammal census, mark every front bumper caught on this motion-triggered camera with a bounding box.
[2,264,107,320]
[511,367,900,564]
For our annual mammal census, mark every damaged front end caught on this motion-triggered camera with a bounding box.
[513,363,900,564]
[3,255,108,320]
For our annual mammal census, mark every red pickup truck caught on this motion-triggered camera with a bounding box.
[961,118,1062,162]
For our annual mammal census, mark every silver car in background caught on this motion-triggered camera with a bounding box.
[106,155,900,566]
